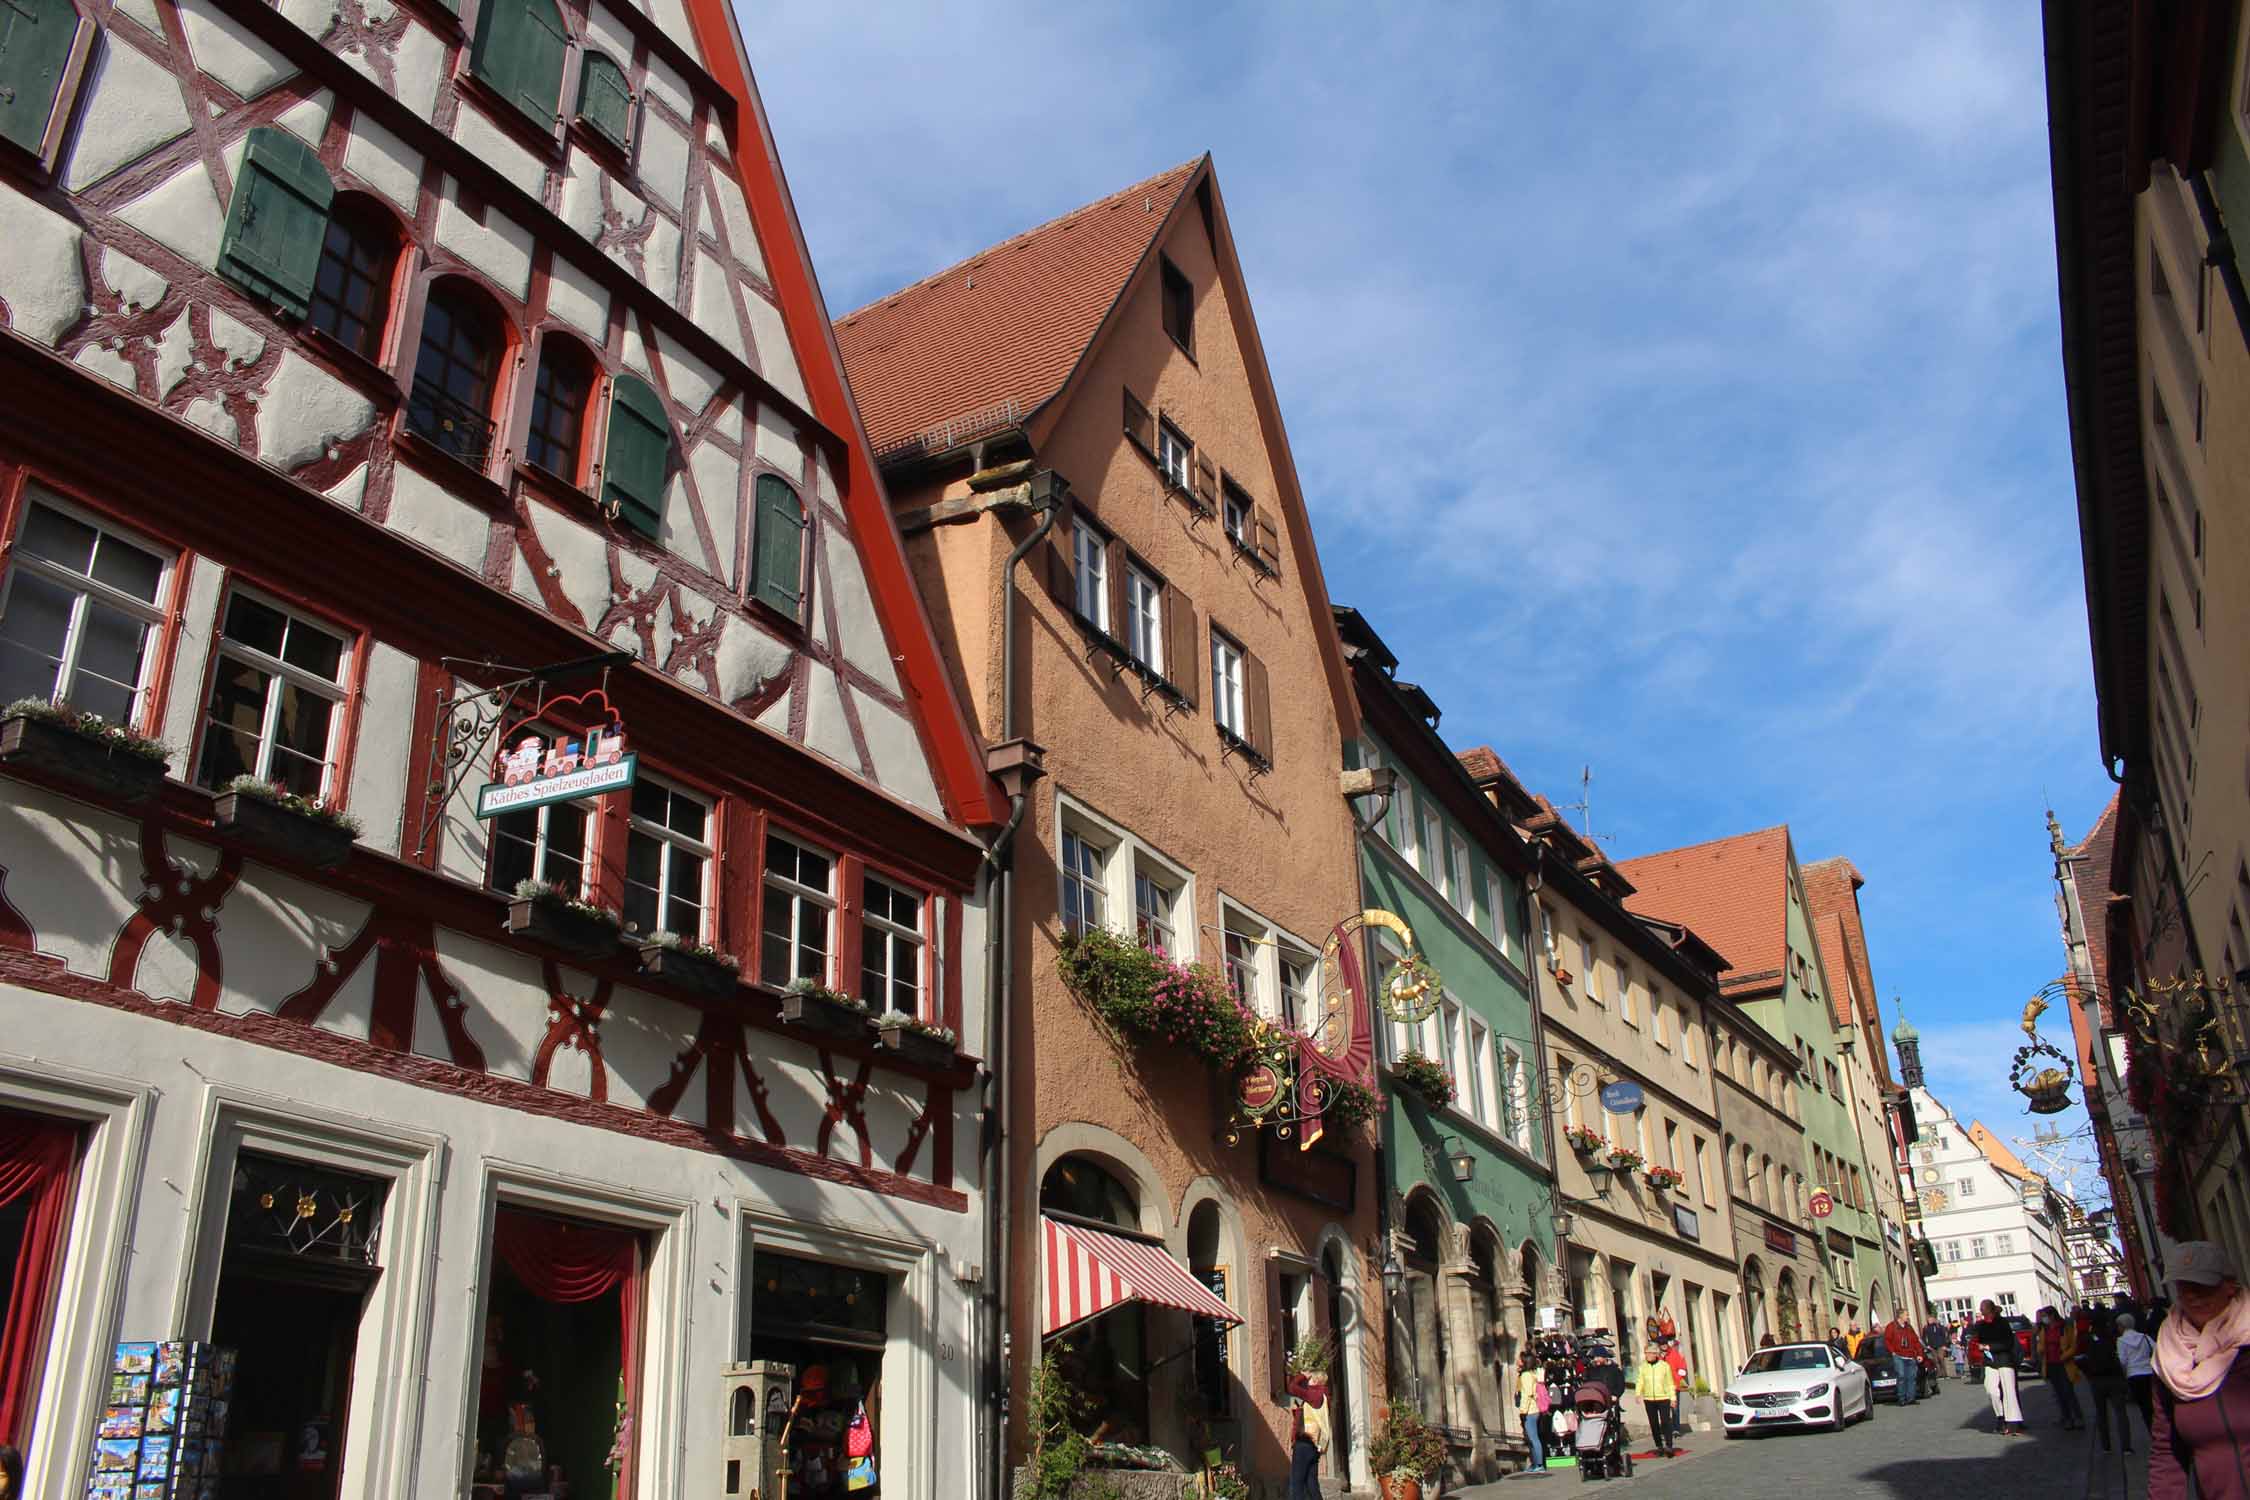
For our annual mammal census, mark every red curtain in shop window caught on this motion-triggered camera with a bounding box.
[0,1110,79,1452]
[492,1208,642,1488]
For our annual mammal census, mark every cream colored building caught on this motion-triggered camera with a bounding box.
[1710,1000,1828,1353]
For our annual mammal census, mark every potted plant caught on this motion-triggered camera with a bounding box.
[779,976,872,1040]
[874,1008,958,1067]
[1368,1402,1445,1500]
[1,699,171,802]
[1605,1145,1646,1173]
[1321,1079,1381,1133]
[212,775,361,869]
[505,879,623,960]
[1643,1164,1685,1193]
[634,930,740,998]
[1563,1124,1607,1156]
[1393,1050,1456,1110]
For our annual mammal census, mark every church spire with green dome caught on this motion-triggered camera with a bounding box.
[1891,997,1924,1087]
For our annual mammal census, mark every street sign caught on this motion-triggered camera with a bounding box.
[1599,1081,1644,1115]
[1809,1189,1835,1219]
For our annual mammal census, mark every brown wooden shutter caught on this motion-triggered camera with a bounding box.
[1267,1257,1288,1400]
[1104,537,1128,640]
[1253,505,1282,575]
[1246,647,1273,761]
[1043,499,1077,612]
[1123,387,1155,454]
[1194,453,1218,510]
[1164,583,1197,705]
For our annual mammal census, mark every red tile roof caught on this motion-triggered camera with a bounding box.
[1801,856,1878,1034]
[1615,827,1792,992]
[2071,793,2122,1009]
[833,161,1202,458]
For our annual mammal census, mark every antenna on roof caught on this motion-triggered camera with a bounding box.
[1559,766,1615,845]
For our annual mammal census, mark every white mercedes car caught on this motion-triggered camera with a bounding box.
[1721,1342,1875,1436]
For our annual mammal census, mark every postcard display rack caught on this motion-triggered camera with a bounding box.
[87,1340,237,1499]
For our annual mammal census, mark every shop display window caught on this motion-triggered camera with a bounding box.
[745,1250,887,1500]
[1039,1158,1149,1444]
[474,1207,643,1500]
[0,1107,79,1453]
[206,1152,386,1499]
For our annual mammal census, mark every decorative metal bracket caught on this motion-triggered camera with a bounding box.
[1217,727,1272,782]
[1136,671,1190,721]
[1081,633,1129,682]
[411,650,635,858]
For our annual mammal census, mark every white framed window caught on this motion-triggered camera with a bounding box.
[1652,991,1671,1049]
[0,493,172,728]
[196,590,351,798]
[1618,962,1637,1025]
[1158,420,1193,490]
[1392,766,1418,867]
[487,725,593,898]
[1073,520,1108,629]
[1419,798,1442,883]
[760,832,835,985]
[1221,480,1251,547]
[1941,1239,1963,1262]
[1124,562,1162,672]
[1969,1237,1988,1259]
[1580,933,1603,1003]
[1445,833,1470,912]
[1501,1041,1531,1149]
[1696,1136,1715,1206]
[1956,1177,1976,1198]
[1211,629,1246,737]
[1060,827,1110,938]
[1134,864,1180,952]
[1223,924,1259,1010]
[625,776,712,941]
[861,871,926,1015]
[1463,1015,1493,1129]
[1279,948,1316,1033]
[1436,995,1463,1096]
[1663,1118,1679,1171]
[1995,1232,2014,1255]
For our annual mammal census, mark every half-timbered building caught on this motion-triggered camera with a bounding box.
[0,0,1004,1494]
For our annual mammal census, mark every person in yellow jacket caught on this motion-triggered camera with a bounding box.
[1516,1352,1549,1471]
[1634,1346,1679,1456]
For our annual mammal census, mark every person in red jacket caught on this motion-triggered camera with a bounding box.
[1882,1313,1927,1406]
[2151,1242,2250,1500]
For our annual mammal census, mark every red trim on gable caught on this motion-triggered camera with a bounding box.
[673,0,1007,830]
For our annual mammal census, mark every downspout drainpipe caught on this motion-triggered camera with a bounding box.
[980,482,1058,1500]
[1518,846,1559,1291]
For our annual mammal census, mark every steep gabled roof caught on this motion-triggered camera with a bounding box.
[2072,793,2123,999]
[1968,1122,2038,1184]
[834,162,1201,458]
[1615,827,1793,992]
[1801,856,1880,1036]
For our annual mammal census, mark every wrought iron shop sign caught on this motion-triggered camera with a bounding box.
[1808,1189,1834,1219]
[475,695,636,819]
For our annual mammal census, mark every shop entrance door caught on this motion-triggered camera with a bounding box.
[207,1154,386,1500]
[747,1249,889,1500]
[1321,1246,1352,1484]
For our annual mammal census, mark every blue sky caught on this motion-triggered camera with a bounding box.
[744,2,2112,1181]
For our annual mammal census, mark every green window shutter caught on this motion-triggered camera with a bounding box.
[0,0,81,156]
[600,374,671,538]
[472,0,569,128]
[216,126,335,319]
[752,473,806,622]
[576,51,632,151]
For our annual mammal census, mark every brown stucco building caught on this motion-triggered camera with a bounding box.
[837,159,1383,1490]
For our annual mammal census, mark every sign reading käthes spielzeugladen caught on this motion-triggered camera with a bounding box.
[475,719,635,819]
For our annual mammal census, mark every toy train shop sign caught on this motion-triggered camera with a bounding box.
[474,693,637,819]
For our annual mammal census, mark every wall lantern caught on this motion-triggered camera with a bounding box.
[1442,1136,1475,1183]
[1380,1249,1405,1302]
[1552,1210,1576,1242]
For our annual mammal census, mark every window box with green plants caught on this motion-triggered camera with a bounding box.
[505,879,623,960]
[1056,925,1256,1073]
[875,1009,958,1068]
[1643,1164,1684,1193]
[1562,1123,1607,1156]
[1368,1402,1446,1500]
[1392,1050,1456,1111]
[778,976,872,1040]
[1605,1145,1646,1174]
[634,930,740,998]
[212,776,362,869]
[1,699,171,803]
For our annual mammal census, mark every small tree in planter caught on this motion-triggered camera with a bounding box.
[874,1008,958,1067]
[634,929,740,998]
[214,776,362,869]
[1393,1051,1456,1110]
[1368,1402,1446,1500]
[506,879,623,960]
[778,976,872,1040]
[1,699,171,802]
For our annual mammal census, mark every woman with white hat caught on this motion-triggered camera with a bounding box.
[2150,1241,2250,1500]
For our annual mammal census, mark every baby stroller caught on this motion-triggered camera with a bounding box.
[1572,1379,1632,1481]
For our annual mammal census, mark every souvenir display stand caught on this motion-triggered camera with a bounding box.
[86,1340,237,1499]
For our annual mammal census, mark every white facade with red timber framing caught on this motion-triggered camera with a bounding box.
[0,0,1004,1492]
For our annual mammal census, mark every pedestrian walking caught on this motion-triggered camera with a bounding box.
[1952,1319,1970,1377]
[2119,1311,2157,1435]
[1883,1312,1926,1406]
[2040,1306,2085,1429]
[1285,1369,1328,1500]
[2150,1241,2250,1500]
[2079,1305,2133,1453]
[1634,1344,1678,1457]
[1518,1352,1550,1473]
[1826,1324,1847,1359]
[1971,1299,2028,1436]
[1844,1322,1869,1360]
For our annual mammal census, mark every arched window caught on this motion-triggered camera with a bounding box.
[1040,1156,1136,1229]
[1040,1156,1146,1441]
[408,280,504,467]
[751,473,807,621]
[472,0,570,128]
[307,196,399,360]
[525,336,596,480]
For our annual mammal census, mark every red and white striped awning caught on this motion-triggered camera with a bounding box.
[1040,1215,1242,1339]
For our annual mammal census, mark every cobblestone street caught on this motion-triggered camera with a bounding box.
[1457,1376,2153,1500]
